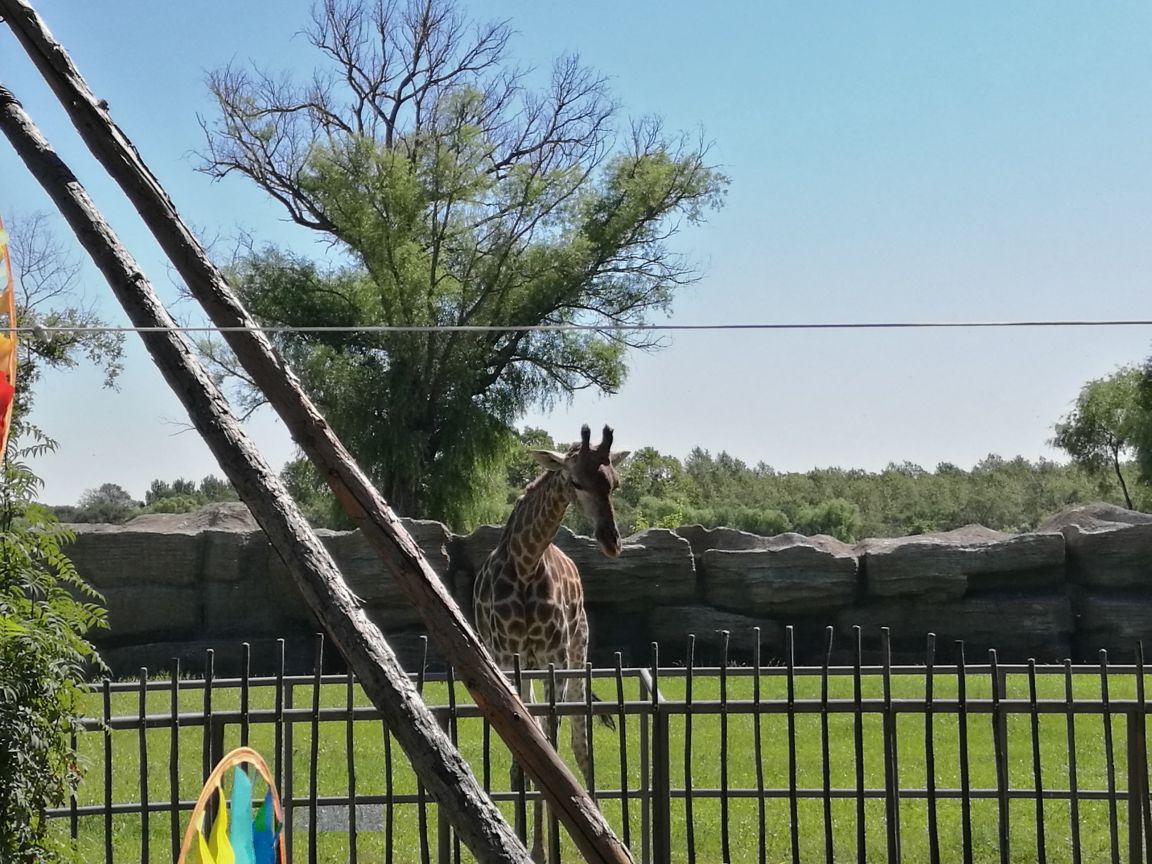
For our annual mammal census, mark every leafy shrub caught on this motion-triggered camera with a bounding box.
[632,495,687,531]
[140,493,202,514]
[794,498,863,542]
[1,441,107,863]
[706,505,791,536]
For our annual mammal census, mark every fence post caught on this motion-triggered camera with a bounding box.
[638,670,649,864]
[284,680,295,864]
[210,715,227,773]
[881,628,901,863]
[644,643,671,864]
[1128,710,1148,864]
[651,703,670,864]
[437,708,452,864]
[995,666,1009,759]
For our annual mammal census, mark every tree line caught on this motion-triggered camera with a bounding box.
[53,434,1128,543]
[615,447,1124,541]
[51,476,239,525]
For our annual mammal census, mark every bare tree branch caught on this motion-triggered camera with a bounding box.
[3,211,127,423]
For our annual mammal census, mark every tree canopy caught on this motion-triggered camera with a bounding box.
[142,475,239,514]
[1052,366,1144,509]
[197,0,726,524]
[70,483,139,524]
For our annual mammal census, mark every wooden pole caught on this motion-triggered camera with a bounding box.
[0,83,530,864]
[0,3,634,862]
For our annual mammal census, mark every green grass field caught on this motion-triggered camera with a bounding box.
[53,668,1150,863]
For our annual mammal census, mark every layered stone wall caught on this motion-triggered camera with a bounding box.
[64,502,1152,676]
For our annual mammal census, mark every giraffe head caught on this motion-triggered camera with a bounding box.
[531,424,630,558]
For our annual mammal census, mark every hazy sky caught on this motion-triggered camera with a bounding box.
[4,1,1152,504]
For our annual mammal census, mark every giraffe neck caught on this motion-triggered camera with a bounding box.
[499,469,572,574]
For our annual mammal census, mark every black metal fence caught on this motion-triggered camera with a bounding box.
[48,626,1152,864]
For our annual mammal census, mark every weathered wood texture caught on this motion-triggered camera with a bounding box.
[0,85,530,864]
[0,3,633,861]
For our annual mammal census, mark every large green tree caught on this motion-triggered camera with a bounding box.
[198,0,726,524]
[1053,366,1143,509]
[616,446,686,507]
[70,483,139,524]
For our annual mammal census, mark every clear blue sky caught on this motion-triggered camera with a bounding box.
[4,1,1152,504]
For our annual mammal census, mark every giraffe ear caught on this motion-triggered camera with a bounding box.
[609,450,631,466]
[530,449,569,472]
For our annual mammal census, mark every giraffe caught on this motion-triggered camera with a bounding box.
[472,423,628,863]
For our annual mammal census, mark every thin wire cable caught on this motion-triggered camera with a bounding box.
[11,318,1152,335]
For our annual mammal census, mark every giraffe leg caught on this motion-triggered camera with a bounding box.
[530,673,547,864]
[567,616,593,788]
[539,660,576,864]
[508,672,546,863]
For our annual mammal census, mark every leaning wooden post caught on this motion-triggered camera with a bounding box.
[0,84,530,864]
[0,3,635,862]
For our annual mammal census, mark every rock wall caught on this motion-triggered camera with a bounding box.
[62,502,1152,676]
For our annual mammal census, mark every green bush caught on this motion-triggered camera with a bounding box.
[139,493,202,514]
[794,497,864,542]
[0,441,107,863]
[706,505,791,536]
[632,495,687,531]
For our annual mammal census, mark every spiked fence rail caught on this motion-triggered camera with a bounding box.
[50,627,1152,864]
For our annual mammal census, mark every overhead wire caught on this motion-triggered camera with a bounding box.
[11,318,1152,336]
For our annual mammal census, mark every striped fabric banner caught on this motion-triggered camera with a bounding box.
[0,216,16,457]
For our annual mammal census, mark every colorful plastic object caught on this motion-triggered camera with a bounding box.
[177,747,286,864]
